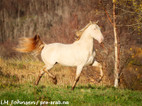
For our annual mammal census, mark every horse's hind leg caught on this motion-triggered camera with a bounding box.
[92,61,103,82]
[35,67,46,85]
[35,65,57,85]
[44,68,57,84]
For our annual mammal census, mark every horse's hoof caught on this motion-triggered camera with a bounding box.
[34,82,38,86]
[71,86,75,90]
[97,78,102,83]
[52,77,57,85]
[53,79,57,85]
[71,88,74,90]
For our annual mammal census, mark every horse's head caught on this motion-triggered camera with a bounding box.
[87,21,104,43]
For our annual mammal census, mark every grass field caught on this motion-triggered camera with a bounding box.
[0,84,142,105]
[0,56,142,105]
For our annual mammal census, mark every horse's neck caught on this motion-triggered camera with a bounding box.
[78,31,94,51]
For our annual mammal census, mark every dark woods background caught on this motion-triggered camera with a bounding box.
[0,0,142,90]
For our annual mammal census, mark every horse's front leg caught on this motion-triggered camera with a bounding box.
[92,61,103,82]
[72,65,83,90]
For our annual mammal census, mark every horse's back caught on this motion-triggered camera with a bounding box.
[40,43,74,65]
[40,42,86,66]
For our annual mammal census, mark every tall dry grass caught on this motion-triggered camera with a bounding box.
[0,55,112,88]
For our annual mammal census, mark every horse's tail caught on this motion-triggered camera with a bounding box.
[15,35,44,56]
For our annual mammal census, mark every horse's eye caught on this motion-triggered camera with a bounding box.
[94,27,97,30]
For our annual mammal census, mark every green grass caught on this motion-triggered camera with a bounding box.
[0,84,142,106]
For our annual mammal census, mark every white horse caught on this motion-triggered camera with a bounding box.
[15,21,104,90]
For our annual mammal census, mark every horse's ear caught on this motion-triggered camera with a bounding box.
[96,20,99,24]
[90,21,92,24]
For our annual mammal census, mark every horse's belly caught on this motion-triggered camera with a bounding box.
[86,56,94,65]
[57,56,80,66]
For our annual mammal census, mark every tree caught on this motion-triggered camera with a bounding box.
[113,0,120,88]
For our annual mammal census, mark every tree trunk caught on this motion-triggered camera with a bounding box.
[113,0,120,88]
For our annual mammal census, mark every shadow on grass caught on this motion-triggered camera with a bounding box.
[66,84,117,91]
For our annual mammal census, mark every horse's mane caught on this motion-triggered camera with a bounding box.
[75,22,92,39]
[75,21,98,40]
